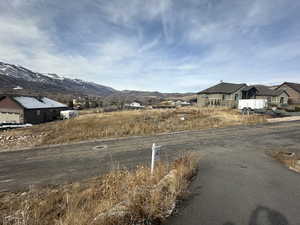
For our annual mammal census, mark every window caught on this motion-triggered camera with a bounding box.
[234,94,239,101]
[36,110,41,116]
[280,97,284,104]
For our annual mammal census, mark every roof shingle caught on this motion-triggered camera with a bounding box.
[198,82,246,94]
[280,82,300,93]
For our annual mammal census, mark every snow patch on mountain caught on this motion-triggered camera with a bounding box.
[0,61,117,96]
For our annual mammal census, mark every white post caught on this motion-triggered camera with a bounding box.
[151,143,156,174]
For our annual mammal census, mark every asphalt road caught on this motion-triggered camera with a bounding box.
[1,121,300,225]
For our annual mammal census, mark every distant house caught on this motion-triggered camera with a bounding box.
[276,82,300,105]
[125,101,144,109]
[0,95,68,124]
[197,82,247,107]
[243,85,289,106]
[174,100,190,107]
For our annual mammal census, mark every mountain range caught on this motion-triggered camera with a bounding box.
[0,61,193,102]
[0,62,116,96]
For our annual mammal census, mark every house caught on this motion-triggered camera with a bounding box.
[174,100,190,107]
[276,82,300,104]
[0,95,68,124]
[125,101,144,109]
[197,82,247,107]
[243,85,289,106]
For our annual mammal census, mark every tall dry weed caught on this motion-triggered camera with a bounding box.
[0,107,266,150]
[1,153,200,225]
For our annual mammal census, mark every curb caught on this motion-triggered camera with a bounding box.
[267,116,300,123]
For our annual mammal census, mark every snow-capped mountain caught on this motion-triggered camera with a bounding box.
[0,62,116,96]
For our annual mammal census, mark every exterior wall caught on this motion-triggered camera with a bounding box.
[24,108,67,124]
[0,97,24,123]
[197,94,208,107]
[0,112,21,123]
[229,89,243,101]
[277,84,300,104]
[271,92,289,105]
[256,93,288,106]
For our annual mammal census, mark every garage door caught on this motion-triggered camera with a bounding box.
[0,112,21,123]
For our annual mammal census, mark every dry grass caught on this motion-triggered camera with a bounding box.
[271,151,300,173]
[0,153,200,225]
[0,107,266,150]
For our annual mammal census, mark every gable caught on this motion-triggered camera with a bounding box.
[0,96,23,110]
[280,84,300,94]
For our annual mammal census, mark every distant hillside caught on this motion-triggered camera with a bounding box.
[0,62,116,97]
[0,61,194,104]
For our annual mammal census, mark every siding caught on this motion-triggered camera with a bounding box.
[0,112,21,123]
[0,97,24,123]
[277,84,300,104]
[24,108,65,124]
[271,92,289,105]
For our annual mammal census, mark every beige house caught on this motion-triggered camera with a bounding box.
[197,82,247,108]
[243,85,289,106]
[197,83,289,108]
[276,82,300,105]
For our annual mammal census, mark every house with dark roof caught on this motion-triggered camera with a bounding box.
[197,82,247,107]
[0,95,68,124]
[197,82,289,108]
[243,85,289,106]
[276,82,300,104]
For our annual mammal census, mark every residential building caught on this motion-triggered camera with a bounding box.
[125,101,144,109]
[197,82,289,108]
[197,82,247,107]
[276,82,300,104]
[0,95,68,124]
[243,85,289,106]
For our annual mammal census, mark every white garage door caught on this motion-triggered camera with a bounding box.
[0,112,21,123]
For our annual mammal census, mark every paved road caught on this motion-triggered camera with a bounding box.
[1,121,300,225]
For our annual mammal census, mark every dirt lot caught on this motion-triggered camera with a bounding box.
[0,107,265,151]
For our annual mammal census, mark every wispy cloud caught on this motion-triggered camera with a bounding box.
[0,0,300,92]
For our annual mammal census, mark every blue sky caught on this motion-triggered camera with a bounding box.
[1,0,300,92]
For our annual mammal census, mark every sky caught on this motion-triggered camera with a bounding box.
[1,0,300,92]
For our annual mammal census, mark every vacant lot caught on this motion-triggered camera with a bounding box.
[0,107,266,151]
[0,153,199,225]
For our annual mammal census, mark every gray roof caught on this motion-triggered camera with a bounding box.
[246,85,288,96]
[198,82,246,94]
[13,96,67,109]
[278,82,300,93]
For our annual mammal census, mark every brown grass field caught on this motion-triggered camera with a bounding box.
[0,153,200,225]
[0,107,266,151]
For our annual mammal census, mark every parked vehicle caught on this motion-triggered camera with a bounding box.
[60,110,79,120]
[238,99,268,111]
